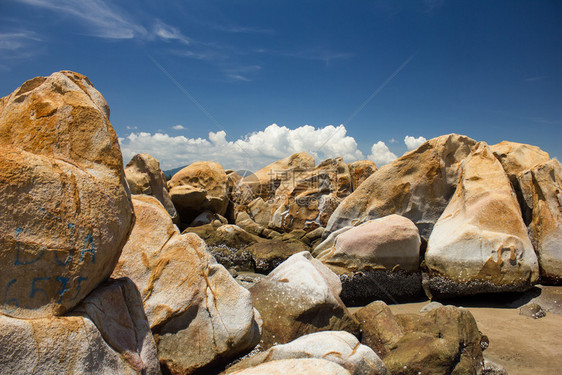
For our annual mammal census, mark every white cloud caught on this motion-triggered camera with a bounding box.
[404,135,427,150]
[15,0,147,39]
[0,31,43,63]
[172,124,185,130]
[119,124,366,171]
[153,20,189,44]
[368,141,397,166]
[0,32,41,51]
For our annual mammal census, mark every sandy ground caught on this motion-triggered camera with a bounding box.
[383,293,562,375]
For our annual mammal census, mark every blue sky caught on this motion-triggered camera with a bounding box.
[1,0,560,170]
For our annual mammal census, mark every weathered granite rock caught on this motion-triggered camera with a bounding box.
[325,134,477,241]
[314,215,422,305]
[426,142,539,297]
[225,331,389,375]
[235,152,316,203]
[0,278,160,374]
[227,358,352,375]
[235,211,281,239]
[348,160,377,190]
[491,141,550,184]
[250,252,359,349]
[112,195,262,374]
[518,159,562,284]
[233,153,353,233]
[314,215,421,272]
[125,153,178,223]
[168,161,229,226]
[356,302,484,375]
[0,71,134,318]
[491,140,551,224]
[245,237,310,274]
[353,301,404,357]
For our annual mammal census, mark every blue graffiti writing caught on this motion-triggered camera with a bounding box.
[55,276,70,304]
[14,228,45,266]
[71,276,88,301]
[29,277,50,303]
[80,233,95,263]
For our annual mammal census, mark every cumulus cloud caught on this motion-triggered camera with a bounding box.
[404,135,427,150]
[171,124,185,130]
[119,124,366,171]
[368,141,397,166]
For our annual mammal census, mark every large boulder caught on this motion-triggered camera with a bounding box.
[0,71,134,318]
[125,153,178,223]
[112,195,261,374]
[0,278,160,374]
[518,159,562,283]
[355,302,484,375]
[233,153,353,233]
[167,161,229,226]
[225,331,389,375]
[249,251,359,349]
[325,134,477,241]
[347,160,377,190]
[314,214,422,305]
[234,151,315,203]
[425,142,539,297]
[227,358,352,375]
[491,141,551,222]
[490,141,550,184]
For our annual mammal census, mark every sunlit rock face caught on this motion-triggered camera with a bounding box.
[249,252,359,350]
[325,134,477,242]
[313,214,422,305]
[168,161,229,226]
[112,195,262,374]
[518,159,562,284]
[125,153,179,223]
[232,153,354,233]
[425,142,539,297]
[0,71,134,318]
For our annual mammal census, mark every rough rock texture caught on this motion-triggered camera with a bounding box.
[250,252,359,349]
[112,195,262,374]
[348,160,377,191]
[235,211,281,239]
[184,222,312,274]
[0,71,134,318]
[325,134,477,241]
[425,142,539,297]
[314,215,421,273]
[355,302,484,375]
[235,151,316,203]
[0,278,160,374]
[491,141,551,225]
[167,161,229,226]
[245,237,310,274]
[225,331,389,375]
[518,159,562,284]
[314,215,422,305]
[233,153,353,233]
[227,358,352,375]
[125,153,178,223]
[491,141,550,185]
